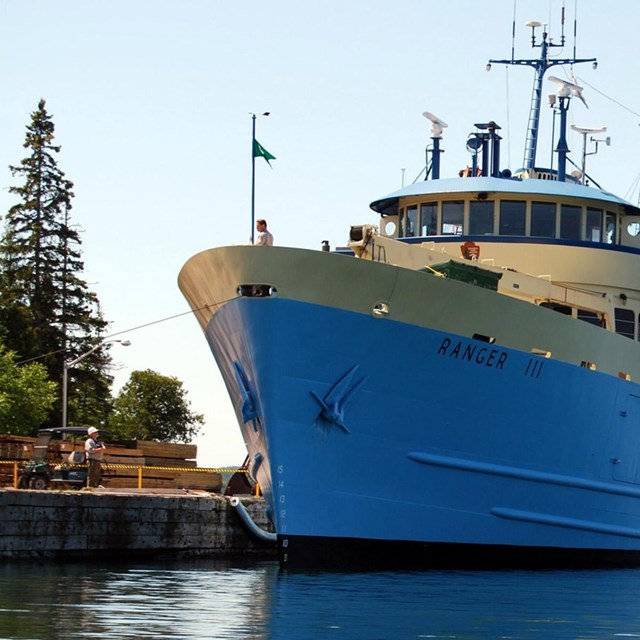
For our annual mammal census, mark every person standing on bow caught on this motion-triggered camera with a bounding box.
[254,219,274,246]
[85,427,106,488]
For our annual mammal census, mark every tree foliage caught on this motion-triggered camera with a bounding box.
[0,99,112,427]
[0,344,57,435]
[109,370,204,443]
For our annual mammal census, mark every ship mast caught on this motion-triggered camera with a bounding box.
[488,10,596,171]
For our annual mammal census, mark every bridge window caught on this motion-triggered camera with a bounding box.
[499,201,526,236]
[398,206,418,237]
[615,308,635,339]
[404,205,418,237]
[606,212,617,244]
[442,201,464,235]
[540,302,571,315]
[531,202,557,238]
[586,208,602,242]
[540,303,604,328]
[469,200,494,235]
[577,309,603,327]
[421,202,437,236]
[560,205,581,240]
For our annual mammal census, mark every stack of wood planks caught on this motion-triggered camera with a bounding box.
[0,434,34,486]
[107,441,221,492]
[0,434,221,492]
[0,434,33,461]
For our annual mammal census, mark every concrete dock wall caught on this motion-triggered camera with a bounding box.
[0,489,276,562]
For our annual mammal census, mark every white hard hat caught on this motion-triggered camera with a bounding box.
[87,427,99,435]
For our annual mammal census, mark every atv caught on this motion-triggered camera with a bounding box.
[18,427,93,490]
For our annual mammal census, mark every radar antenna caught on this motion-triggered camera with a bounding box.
[422,112,448,137]
[549,76,588,108]
[487,10,596,170]
[570,124,609,185]
[422,112,448,180]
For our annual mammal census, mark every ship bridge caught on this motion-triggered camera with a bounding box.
[370,176,640,251]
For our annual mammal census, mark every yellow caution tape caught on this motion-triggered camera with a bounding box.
[0,460,247,473]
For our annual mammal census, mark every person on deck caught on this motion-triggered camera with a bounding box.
[254,219,274,246]
[85,427,106,488]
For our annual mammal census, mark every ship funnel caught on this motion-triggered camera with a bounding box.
[467,121,502,177]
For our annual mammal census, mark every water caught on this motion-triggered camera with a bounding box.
[1,561,640,639]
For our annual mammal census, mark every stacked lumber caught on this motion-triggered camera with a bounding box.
[0,434,33,460]
[104,440,220,492]
[0,435,34,486]
[107,440,221,492]
[50,440,86,463]
[137,440,197,465]
[0,434,221,492]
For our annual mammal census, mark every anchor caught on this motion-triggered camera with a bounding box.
[311,364,367,433]
[233,361,260,430]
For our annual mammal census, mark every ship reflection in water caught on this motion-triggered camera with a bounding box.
[1,560,640,639]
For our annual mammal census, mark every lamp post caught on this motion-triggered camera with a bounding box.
[250,111,270,244]
[61,339,131,428]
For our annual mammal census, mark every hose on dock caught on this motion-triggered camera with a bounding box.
[229,497,277,543]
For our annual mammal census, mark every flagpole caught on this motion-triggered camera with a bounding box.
[250,111,271,244]
[251,113,257,244]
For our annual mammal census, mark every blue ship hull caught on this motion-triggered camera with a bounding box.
[176,7,640,568]
[205,294,640,568]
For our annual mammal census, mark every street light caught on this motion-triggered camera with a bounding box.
[61,339,131,428]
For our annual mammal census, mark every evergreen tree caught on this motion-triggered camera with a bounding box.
[0,99,113,430]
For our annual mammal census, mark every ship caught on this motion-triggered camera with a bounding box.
[178,16,640,569]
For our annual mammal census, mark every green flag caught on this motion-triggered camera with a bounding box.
[253,139,276,166]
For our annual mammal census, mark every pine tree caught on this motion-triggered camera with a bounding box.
[0,99,113,430]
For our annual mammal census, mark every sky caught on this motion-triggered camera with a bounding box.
[1,0,639,467]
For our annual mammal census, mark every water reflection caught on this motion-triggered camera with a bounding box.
[0,560,276,639]
[1,562,640,639]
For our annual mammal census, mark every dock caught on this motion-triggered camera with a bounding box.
[0,488,276,562]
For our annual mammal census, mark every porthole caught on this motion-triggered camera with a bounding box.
[383,220,397,236]
[627,222,640,237]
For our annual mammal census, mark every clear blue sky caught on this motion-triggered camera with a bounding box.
[1,1,639,466]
